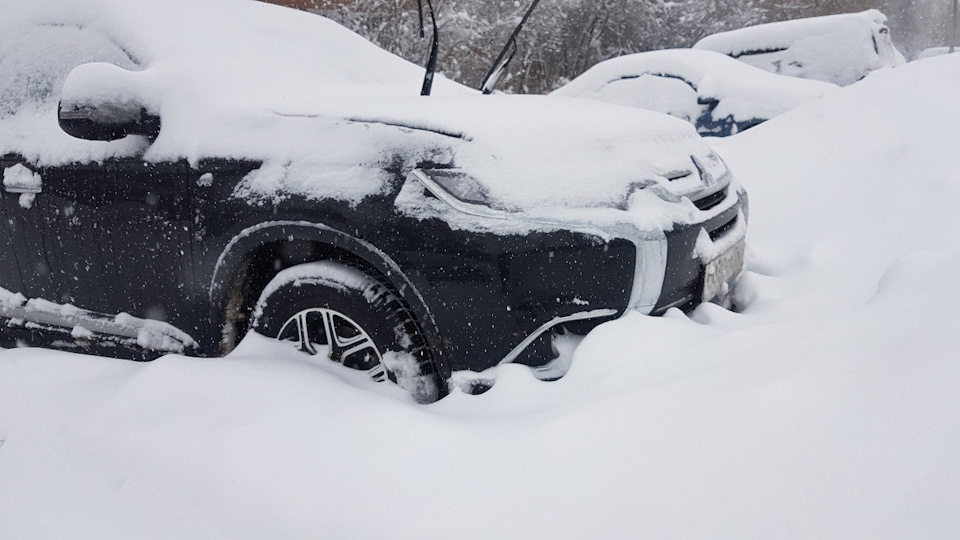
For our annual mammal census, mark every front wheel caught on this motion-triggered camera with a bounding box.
[250,261,441,402]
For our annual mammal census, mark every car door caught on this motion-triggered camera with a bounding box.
[36,159,199,336]
[0,157,58,301]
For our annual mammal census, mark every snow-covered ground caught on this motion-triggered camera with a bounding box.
[2,54,959,540]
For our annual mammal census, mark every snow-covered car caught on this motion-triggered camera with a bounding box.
[0,0,747,401]
[694,10,905,86]
[915,47,957,61]
[551,48,837,137]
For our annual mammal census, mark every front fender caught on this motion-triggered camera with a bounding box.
[208,220,448,378]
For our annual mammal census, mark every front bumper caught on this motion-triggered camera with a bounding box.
[400,169,747,372]
[651,200,745,314]
[581,174,748,317]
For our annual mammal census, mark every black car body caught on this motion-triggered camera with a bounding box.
[0,0,747,399]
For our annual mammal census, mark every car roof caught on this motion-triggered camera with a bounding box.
[693,10,905,86]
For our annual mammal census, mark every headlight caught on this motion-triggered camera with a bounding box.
[410,168,510,220]
[416,168,491,205]
[691,151,732,188]
[738,186,750,223]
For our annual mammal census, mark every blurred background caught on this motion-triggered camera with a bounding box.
[258,0,954,93]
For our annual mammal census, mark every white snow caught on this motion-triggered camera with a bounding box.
[2,8,960,540]
[0,288,27,308]
[114,312,198,353]
[915,47,958,61]
[22,298,86,321]
[694,10,905,86]
[2,164,41,208]
[251,260,379,323]
[1,0,724,233]
[16,193,35,209]
[551,49,838,129]
[232,161,391,207]
[70,325,94,340]
[0,286,197,352]
[2,163,41,191]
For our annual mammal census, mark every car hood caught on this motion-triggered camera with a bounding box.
[200,92,730,235]
[255,94,718,212]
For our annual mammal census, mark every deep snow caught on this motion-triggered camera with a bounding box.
[2,37,960,540]
[694,10,904,86]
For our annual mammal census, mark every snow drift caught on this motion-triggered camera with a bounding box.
[2,8,960,540]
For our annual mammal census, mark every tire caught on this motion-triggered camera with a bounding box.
[250,261,441,402]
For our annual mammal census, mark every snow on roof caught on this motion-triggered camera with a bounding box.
[0,0,717,224]
[551,49,837,128]
[694,10,905,86]
[916,47,958,61]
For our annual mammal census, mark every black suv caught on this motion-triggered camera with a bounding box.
[0,0,747,401]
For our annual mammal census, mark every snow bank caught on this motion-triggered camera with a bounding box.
[694,10,904,86]
[713,52,960,301]
[552,49,837,131]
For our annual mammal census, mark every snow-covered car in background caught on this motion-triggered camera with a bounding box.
[0,0,747,401]
[551,48,837,137]
[915,47,958,61]
[694,10,905,86]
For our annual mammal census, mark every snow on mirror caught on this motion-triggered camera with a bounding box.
[58,62,160,141]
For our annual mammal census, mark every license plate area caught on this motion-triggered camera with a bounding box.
[702,239,745,302]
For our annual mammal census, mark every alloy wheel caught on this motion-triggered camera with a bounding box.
[277,308,387,381]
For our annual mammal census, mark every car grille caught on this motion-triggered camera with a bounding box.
[692,186,728,211]
[709,214,738,241]
[652,202,740,315]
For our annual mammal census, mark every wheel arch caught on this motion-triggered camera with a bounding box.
[208,221,447,378]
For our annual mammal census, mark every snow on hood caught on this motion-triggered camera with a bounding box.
[694,10,905,86]
[551,48,838,126]
[1,0,717,225]
[261,94,710,211]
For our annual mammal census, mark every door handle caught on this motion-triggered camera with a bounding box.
[2,164,42,194]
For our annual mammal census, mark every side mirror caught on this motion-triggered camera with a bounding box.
[58,101,160,141]
[58,62,160,142]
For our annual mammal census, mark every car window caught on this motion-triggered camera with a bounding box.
[0,22,139,119]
